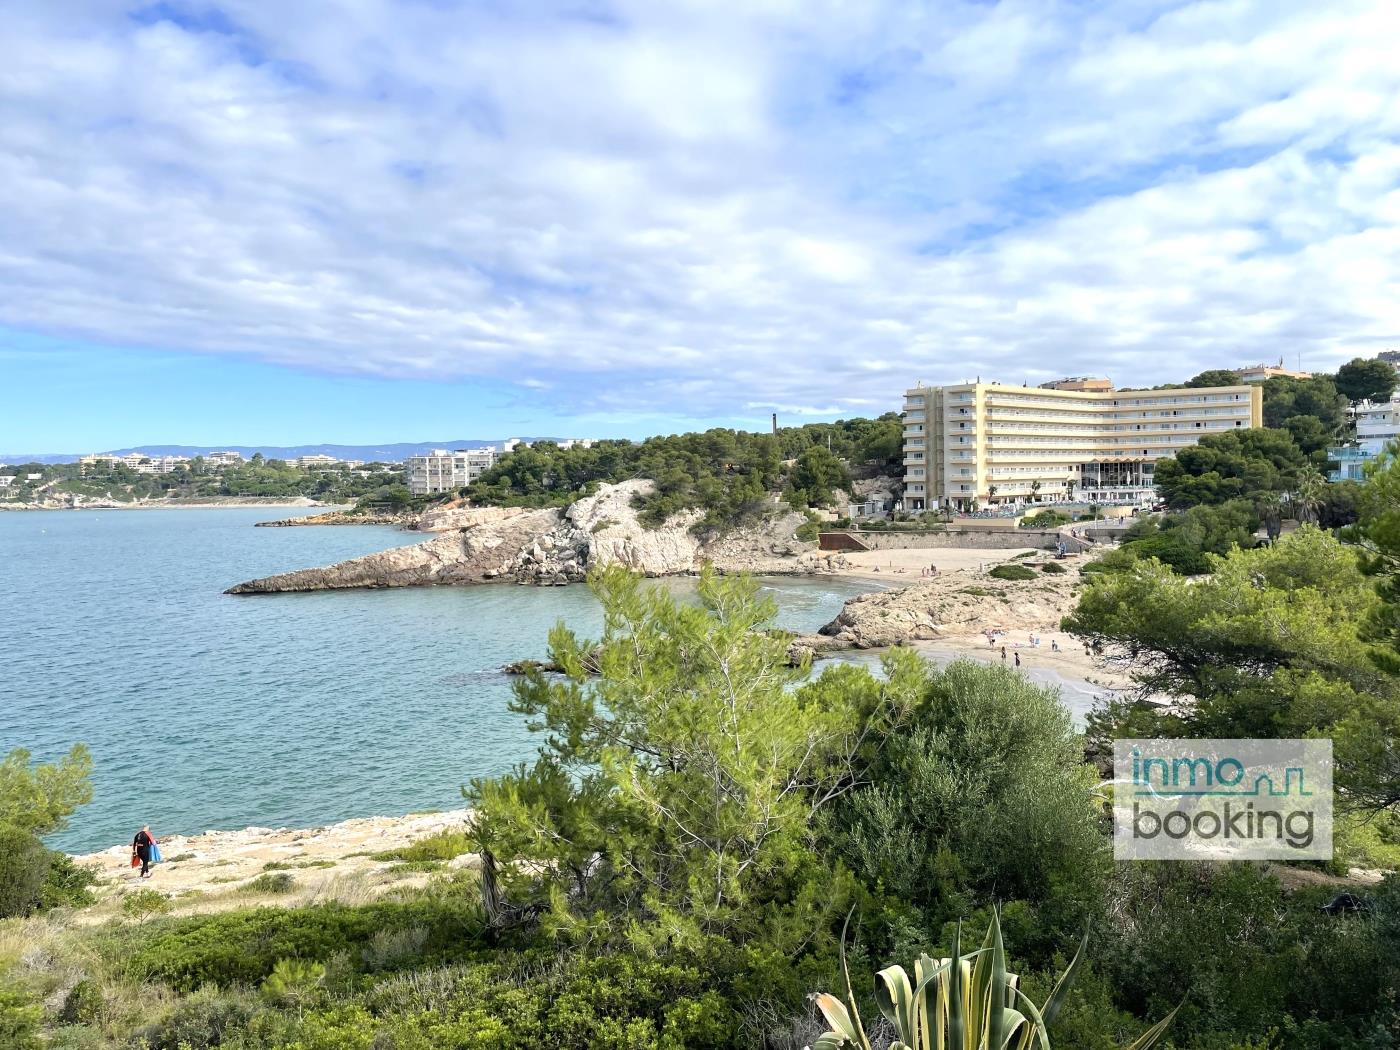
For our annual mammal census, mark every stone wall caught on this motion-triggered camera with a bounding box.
[820,528,1091,553]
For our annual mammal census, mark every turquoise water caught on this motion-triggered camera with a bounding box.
[0,508,877,852]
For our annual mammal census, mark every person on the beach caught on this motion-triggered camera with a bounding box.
[132,825,157,878]
[1001,646,1007,660]
[1014,652,1021,668]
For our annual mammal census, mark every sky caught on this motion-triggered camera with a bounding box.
[3,0,1399,451]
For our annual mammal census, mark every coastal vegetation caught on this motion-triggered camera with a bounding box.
[9,539,1400,1047]
[463,417,901,531]
[0,457,406,506]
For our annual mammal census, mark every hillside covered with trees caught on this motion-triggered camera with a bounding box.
[463,415,903,532]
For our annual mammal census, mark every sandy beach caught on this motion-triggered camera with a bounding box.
[804,545,1039,582]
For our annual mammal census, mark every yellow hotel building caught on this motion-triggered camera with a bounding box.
[901,378,1263,511]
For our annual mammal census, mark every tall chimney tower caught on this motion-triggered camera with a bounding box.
[771,413,777,435]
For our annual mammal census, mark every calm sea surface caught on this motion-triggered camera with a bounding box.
[1,508,882,852]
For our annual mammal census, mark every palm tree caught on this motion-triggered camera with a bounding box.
[1255,491,1284,543]
[1029,479,1042,503]
[987,484,998,503]
[1065,476,1077,502]
[1293,466,1327,525]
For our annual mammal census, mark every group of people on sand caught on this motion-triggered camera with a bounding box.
[986,630,1065,669]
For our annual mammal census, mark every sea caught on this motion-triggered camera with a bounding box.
[0,508,1106,853]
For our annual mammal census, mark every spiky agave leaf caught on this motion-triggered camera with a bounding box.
[1126,1003,1182,1050]
[875,964,916,1041]
[1039,929,1088,1028]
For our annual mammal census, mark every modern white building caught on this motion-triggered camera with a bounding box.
[406,448,500,495]
[1328,395,1400,481]
[901,378,1263,512]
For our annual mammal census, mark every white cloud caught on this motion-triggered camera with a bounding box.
[1,0,1399,421]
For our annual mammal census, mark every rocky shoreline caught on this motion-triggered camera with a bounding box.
[72,810,476,910]
[228,481,811,593]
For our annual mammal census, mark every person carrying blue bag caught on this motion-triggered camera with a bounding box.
[131,825,160,878]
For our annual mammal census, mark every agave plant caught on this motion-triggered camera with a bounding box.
[810,910,1177,1050]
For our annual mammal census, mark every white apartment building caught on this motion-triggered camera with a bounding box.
[293,455,363,470]
[1329,395,1400,481]
[80,452,189,474]
[406,448,500,495]
[1353,397,1400,455]
[204,451,245,469]
[901,379,1263,512]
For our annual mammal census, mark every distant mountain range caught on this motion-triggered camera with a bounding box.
[0,440,562,465]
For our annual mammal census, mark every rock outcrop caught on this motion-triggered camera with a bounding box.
[256,509,408,528]
[227,481,818,594]
[812,559,1082,649]
[415,505,531,533]
[227,508,572,592]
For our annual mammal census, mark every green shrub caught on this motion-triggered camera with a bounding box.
[244,871,296,895]
[262,958,328,1011]
[1020,510,1072,529]
[371,829,472,864]
[988,563,1038,581]
[124,899,487,990]
[0,823,50,918]
[122,887,172,921]
[795,518,822,542]
[1040,561,1068,574]
[0,982,42,1050]
[132,985,261,1050]
[39,851,98,911]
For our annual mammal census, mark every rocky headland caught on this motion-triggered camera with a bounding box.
[786,554,1086,660]
[227,480,811,594]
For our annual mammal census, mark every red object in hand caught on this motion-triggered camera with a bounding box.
[131,854,140,868]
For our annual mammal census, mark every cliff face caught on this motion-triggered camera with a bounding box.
[415,505,531,533]
[226,481,816,594]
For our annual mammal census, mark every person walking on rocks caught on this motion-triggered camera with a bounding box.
[132,825,158,879]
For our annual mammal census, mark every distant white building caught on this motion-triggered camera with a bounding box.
[0,476,16,488]
[204,451,245,469]
[406,448,500,495]
[293,454,362,470]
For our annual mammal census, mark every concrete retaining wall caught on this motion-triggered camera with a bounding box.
[820,529,1092,553]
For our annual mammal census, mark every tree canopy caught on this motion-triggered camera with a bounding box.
[468,566,925,944]
[1261,374,1347,435]
[1066,527,1400,811]
[1153,427,1309,508]
[1183,369,1243,388]
[1335,356,1397,405]
[0,745,93,836]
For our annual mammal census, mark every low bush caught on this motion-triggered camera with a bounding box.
[988,564,1038,581]
[0,982,42,1050]
[1020,510,1071,529]
[41,852,98,911]
[1040,561,1068,574]
[122,888,171,921]
[123,898,488,990]
[131,985,261,1050]
[371,828,472,864]
[0,823,50,918]
[243,871,295,895]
